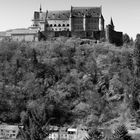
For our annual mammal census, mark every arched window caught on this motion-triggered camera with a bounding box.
[58,24,61,27]
[55,29,57,31]
[54,24,56,27]
[59,28,61,31]
[67,24,69,27]
[63,24,65,27]
[67,29,69,31]
[50,24,52,27]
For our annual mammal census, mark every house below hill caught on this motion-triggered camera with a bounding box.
[0,124,20,139]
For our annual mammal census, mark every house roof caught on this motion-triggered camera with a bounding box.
[72,7,101,17]
[67,128,77,132]
[11,29,38,35]
[0,124,19,138]
[0,124,19,131]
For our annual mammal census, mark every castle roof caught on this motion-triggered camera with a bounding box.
[34,6,102,21]
[47,10,70,20]
[110,17,114,27]
[72,7,101,17]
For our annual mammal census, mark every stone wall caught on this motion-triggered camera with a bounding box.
[47,19,70,31]
[39,31,71,40]
[39,30,103,40]
[12,34,37,42]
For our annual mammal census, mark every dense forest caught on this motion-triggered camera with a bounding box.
[0,36,140,139]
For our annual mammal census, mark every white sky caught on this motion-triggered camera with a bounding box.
[0,0,140,39]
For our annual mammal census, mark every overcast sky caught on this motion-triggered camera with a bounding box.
[0,0,140,39]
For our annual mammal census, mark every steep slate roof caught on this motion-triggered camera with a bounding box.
[47,10,70,20]
[72,7,101,17]
[110,17,114,27]
[34,6,102,21]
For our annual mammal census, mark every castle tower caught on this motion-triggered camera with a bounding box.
[40,4,42,13]
[99,6,104,31]
[110,17,114,30]
[83,14,86,31]
[69,6,73,31]
[105,18,115,43]
[44,10,49,31]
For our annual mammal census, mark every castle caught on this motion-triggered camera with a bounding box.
[32,5,105,40]
[31,5,123,45]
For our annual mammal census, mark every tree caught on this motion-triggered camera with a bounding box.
[84,128,104,140]
[123,34,130,44]
[112,124,133,140]
[134,34,140,77]
[19,101,52,140]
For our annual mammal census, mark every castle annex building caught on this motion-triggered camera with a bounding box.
[32,6,105,40]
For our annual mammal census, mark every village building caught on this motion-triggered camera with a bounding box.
[0,32,7,41]
[48,126,59,140]
[10,29,38,41]
[45,126,88,140]
[67,128,77,140]
[59,127,68,140]
[0,124,20,139]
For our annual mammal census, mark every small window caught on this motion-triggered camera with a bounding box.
[50,24,52,27]
[58,24,61,27]
[54,24,56,27]
[59,29,61,31]
[67,29,69,31]
[63,24,65,27]
[55,29,57,31]
[67,24,69,27]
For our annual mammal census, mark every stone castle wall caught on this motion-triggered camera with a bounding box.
[40,30,104,40]
[106,25,123,46]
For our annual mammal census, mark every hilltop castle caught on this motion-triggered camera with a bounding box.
[31,5,123,45]
[32,6,104,39]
